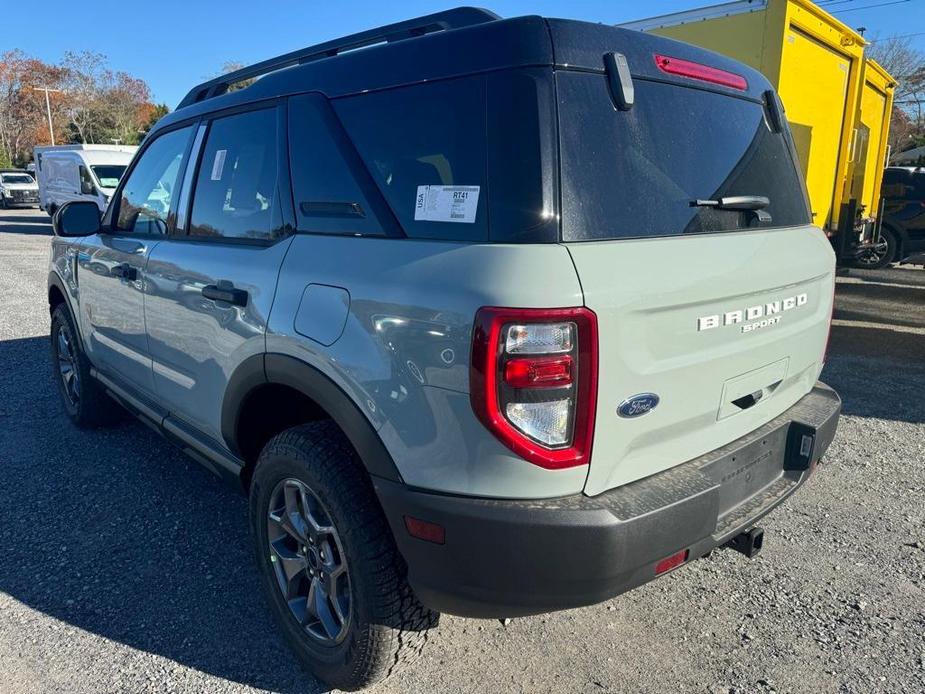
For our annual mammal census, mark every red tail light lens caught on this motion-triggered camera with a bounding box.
[470,307,598,470]
[503,356,573,389]
[654,54,748,91]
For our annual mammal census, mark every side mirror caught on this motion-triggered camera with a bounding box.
[80,180,95,195]
[52,201,102,237]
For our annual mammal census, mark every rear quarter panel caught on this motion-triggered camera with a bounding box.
[267,234,587,499]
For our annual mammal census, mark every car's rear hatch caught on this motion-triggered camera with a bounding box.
[548,21,836,495]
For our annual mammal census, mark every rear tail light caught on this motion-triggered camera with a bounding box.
[654,54,748,91]
[470,307,598,469]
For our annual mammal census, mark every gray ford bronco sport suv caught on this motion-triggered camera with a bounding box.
[47,8,841,690]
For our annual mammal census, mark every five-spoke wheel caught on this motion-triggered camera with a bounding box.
[267,478,351,644]
[55,327,80,406]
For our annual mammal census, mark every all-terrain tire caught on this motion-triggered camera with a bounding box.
[50,303,125,428]
[249,421,438,691]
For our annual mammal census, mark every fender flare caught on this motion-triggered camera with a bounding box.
[221,353,403,483]
[47,271,85,352]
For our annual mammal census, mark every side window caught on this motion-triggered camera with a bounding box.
[911,174,925,200]
[333,75,489,242]
[289,94,390,236]
[78,166,95,194]
[189,108,278,240]
[116,125,194,234]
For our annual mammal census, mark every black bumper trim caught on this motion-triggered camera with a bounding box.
[374,382,841,618]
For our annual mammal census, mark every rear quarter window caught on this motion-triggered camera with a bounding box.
[333,76,489,242]
[557,72,811,241]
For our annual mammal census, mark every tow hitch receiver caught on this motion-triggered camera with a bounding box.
[724,527,765,558]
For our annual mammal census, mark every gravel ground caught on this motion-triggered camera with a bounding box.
[0,207,923,694]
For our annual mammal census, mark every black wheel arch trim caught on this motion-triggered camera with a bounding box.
[47,271,86,352]
[221,353,403,483]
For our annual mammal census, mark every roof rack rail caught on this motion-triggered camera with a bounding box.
[176,7,500,109]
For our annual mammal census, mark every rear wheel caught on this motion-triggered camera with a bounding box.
[50,304,124,428]
[856,227,897,269]
[250,422,438,691]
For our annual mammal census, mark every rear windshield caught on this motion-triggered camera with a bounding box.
[557,72,811,241]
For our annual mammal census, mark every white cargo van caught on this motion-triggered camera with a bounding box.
[35,145,137,215]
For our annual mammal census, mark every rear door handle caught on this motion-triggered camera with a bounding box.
[202,284,248,307]
[112,264,138,281]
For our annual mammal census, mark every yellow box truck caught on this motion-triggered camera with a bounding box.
[620,0,894,264]
[849,58,897,265]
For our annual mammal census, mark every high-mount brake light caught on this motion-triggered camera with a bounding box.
[654,54,748,91]
[470,307,598,470]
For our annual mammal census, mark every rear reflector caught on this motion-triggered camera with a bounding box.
[654,54,748,91]
[404,516,446,545]
[655,549,690,575]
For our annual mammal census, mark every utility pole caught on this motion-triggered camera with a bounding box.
[31,86,63,146]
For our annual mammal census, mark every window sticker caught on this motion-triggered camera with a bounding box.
[414,185,480,223]
[210,149,227,181]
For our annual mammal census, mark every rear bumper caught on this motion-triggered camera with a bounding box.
[374,382,841,618]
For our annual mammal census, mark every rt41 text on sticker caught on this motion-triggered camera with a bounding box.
[414,186,480,224]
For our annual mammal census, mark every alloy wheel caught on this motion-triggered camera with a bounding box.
[267,478,351,644]
[56,327,80,406]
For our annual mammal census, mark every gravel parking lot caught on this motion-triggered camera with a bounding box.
[1,207,923,694]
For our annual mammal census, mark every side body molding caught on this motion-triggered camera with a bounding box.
[221,353,403,483]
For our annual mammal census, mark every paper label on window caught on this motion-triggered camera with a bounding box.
[414,185,480,223]
[210,149,227,181]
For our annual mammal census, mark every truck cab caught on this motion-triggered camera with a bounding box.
[35,145,137,215]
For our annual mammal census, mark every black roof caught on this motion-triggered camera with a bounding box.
[156,7,773,134]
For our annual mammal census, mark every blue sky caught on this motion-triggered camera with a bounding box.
[4,0,923,106]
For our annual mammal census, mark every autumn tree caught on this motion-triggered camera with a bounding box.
[867,35,925,154]
[0,50,68,165]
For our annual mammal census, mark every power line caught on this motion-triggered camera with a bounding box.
[833,0,914,12]
[867,31,925,42]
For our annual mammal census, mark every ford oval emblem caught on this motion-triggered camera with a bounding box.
[618,393,660,418]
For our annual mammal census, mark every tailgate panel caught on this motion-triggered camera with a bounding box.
[568,226,835,495]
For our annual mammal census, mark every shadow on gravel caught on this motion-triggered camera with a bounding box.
[846,266,925,288]
[0,210,51,235]
[834,283,925,331]
[824,324,925,424]
[0,335,330,694]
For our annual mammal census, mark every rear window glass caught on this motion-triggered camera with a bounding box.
[557,72,811,241]
[333,76,489,242]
